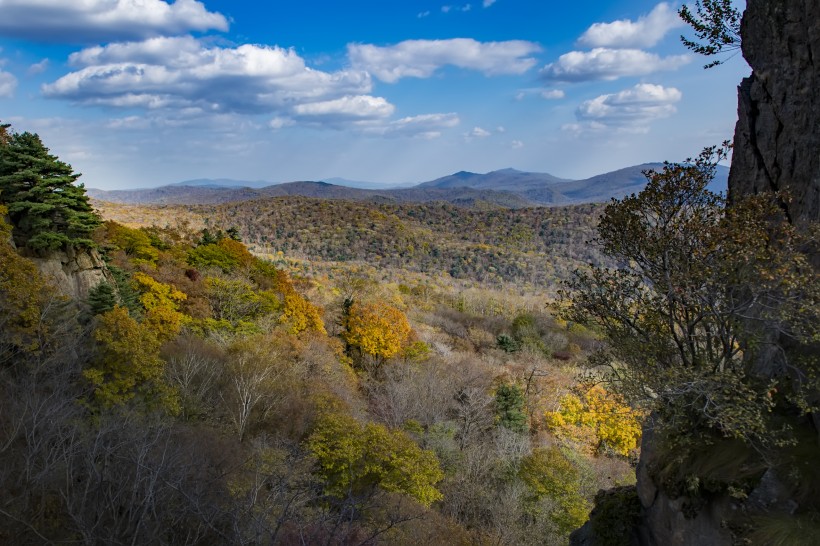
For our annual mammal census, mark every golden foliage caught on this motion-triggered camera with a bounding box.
[343,301,412,359]
[545,385,642,457]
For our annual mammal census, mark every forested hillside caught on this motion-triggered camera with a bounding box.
[95,198,605,290]
[1,122,639,545]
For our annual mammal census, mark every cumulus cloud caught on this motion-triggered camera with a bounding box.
[540,48,689,82]
[468,126,491,137]
[380,113,460,139]
[0,70,17,98]
[483,0,497,6]
[0,0,228,43]
[578,3,684,49]
[27,59,50,75]
[43,36,373,115]
[541,89,565,99]
[569,83,681,133]
[348,38,541,83]
[292,95,395,121]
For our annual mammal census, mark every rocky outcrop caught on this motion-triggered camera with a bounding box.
[728,0,820,227]
[27,246,113,301]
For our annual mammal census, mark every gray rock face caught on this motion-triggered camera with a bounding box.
[729,0,820,227]
[28,246,112,301]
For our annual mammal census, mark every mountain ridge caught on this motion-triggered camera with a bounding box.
[87,164,729,207]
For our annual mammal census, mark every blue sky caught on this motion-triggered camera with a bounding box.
[0,0,748,189]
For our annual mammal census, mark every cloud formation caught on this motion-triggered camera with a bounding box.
[541,48,689,82]
[348,38,541,83]
[0,0,228,43]
[578,3,684,48]
[44,37,373,115]
[568,83,681,133]
[0,69,16,98]
[292,95,395,121]
[541,89,565,99]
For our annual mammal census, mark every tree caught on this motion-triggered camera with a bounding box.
[494,382,528,433]
[343,301,412,360]
[85,306,178,411]
[0,128,100,251]
[519,446,590,536]
[307,411,444,507]
[563,144,819,450]
[679,0,741,68]
[544,385,642,457]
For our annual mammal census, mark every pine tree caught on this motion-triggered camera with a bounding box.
[0,127,100,251]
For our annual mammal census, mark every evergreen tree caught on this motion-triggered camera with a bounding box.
[495,382,528,433]
[0,127,100,251]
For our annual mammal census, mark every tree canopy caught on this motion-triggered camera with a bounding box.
[0,126,100,251]
[563,144,819,449]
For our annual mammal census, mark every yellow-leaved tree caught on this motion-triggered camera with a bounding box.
[343,300,411,360]
[132,272,188,340]
[544,385,642,457]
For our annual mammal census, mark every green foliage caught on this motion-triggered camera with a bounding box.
[187,237,254,273]
[679,0,741,68]
[203,276,279,326]
[519,446,591,536]
[496,333,521,353]
[107,264,141,316]
[0,206,62,361]
[85,306,178,411]
[102,221,159,264]
[563,144,819,450]
[587,486,641,546]
[307,411,444,506]
[494,382,527,433]
[746,513,820,546]
[87,281,118,316]
[0,128,100,251]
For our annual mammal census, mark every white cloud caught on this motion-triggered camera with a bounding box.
[380,113,460,139]
[268,117,294,130]
[483,0,497,7]
[541,89,565,99]
[510,140,524,149]
[292,95,395,120]
[0,70,17,97]
[540,48,690,82]
[468,126,491,137]
[418,10,430,18]
[44,37,373,115]
[441,5,471,13]
[0,0,228,43]
[570,83,681,132]
[348,38,541,83]
[27,59,50,75]
[496,126,506,133]
[578,3,684,49]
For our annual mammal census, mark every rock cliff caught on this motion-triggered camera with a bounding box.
[729,0,820,227]
[26,245,113,301]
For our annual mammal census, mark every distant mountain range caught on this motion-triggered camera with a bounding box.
[87,164,729,208]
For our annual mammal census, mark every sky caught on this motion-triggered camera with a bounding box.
[0,0,749,189]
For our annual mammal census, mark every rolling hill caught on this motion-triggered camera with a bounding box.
[87,164,729,207]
